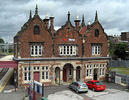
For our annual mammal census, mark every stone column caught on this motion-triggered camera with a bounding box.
[60,69,63,84]
[73,68,76,82]
[53,68,55,84]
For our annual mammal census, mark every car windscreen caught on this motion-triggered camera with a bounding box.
[95,82,104,85]
[81,83,87,87]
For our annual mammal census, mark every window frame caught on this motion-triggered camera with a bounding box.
[34,25,40,34]
[30,44,43,57]
[59,45,77,56]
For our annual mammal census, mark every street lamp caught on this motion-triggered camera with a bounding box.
[14,69,17,92]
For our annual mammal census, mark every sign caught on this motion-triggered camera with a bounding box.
[68,38,75,41]
[115,76,121,84]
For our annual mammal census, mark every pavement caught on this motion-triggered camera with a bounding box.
[0,82,128,100]
[0,55,13,61]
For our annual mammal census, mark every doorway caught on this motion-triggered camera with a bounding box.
[94,69,98,80]
[76,66,81,81]
[55,67,60,84]
[63,63,73,83]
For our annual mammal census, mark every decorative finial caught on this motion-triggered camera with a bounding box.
[95,10,98,22]
[35,4,38,15]
[29,10,32,19]
[81,14,85,27]
[68,11,70,21]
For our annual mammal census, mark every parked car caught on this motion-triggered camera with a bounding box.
[85,80,106,91]
[69,81,88,93]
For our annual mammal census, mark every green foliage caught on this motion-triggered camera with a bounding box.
[114,43,128,59]
[109,40,115,56]
[0,38,4,43]
[109,41,129,59]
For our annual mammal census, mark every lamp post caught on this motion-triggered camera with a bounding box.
[29,61,31,100]
[14,69,17,92]
[82,38,85,57]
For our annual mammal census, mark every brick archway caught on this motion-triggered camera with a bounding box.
[63,63,73,83]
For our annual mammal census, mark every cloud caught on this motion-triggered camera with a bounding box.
[0,0,129,43]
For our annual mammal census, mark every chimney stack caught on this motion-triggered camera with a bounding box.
[87,21,91,29]
[49,15,54,31]
[43,14,49,29]
[74,16,80,31]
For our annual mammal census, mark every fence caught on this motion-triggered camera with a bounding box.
[107,71,129,88]
[109,60,129,67]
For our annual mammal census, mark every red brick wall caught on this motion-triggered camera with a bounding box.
[84,22,108,57]
[54,23,83,57]
[19,16,52,58]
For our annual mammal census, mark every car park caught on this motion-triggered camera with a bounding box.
[69,81,88,93]
[85,80,106,91]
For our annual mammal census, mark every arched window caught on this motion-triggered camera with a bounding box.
[95,29,99,37]
[34,25,40,34]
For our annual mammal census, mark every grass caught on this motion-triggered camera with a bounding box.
[0,51,13,55]
[109,67,129,75]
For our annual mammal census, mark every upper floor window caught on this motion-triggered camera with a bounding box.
[95,29,99,37]
[34,25,40,34]
[30,44,43,56]
[92,44,101,55]
[59,45,77,56]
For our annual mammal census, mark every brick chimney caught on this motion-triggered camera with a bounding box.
[87,21,91,29]
[49,16,54,31]
[74,16,80,31]
[43,14,49,29]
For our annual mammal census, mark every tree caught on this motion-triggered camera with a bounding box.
[0,38,4,43]
[114,43,128,59]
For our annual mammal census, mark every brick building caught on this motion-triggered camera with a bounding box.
[14,5,109,87]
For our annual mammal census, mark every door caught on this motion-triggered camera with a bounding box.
[76,67,80,81]
[94,69,98,80]
[34,72,40,82]
[63,68,67,82]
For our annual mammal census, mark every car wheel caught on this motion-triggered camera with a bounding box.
[92,88,95,92]
[76,89,79,93]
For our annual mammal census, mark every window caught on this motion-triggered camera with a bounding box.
[92,44,101,55]
[100,64,105,76]
[42,66,49,80]
[59,45,77,56]
[34,25,40,34]
[23,67,31,81]
[95,29,99,37]
[24,73,27,80]
[86,64,92,76]
[30,44,43,56]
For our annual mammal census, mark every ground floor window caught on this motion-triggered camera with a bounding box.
[24,72,31,81]
[86,64,92,76]
[42,66,49,80]
[99,64,106,76]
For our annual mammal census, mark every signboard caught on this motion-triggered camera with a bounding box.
[115,76,121,84]
[68,38,75,41]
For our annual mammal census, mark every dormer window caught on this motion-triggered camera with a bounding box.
[34,25,40,34]
[95,29,99,37]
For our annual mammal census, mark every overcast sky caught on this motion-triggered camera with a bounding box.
[0,0,129,43]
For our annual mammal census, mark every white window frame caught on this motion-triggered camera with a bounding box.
[86,64,92,77]
[30,44,43,56]
[42,66,49,80]
[92,44,101,55]
[23,66,31,82]
[59,45,77,56]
